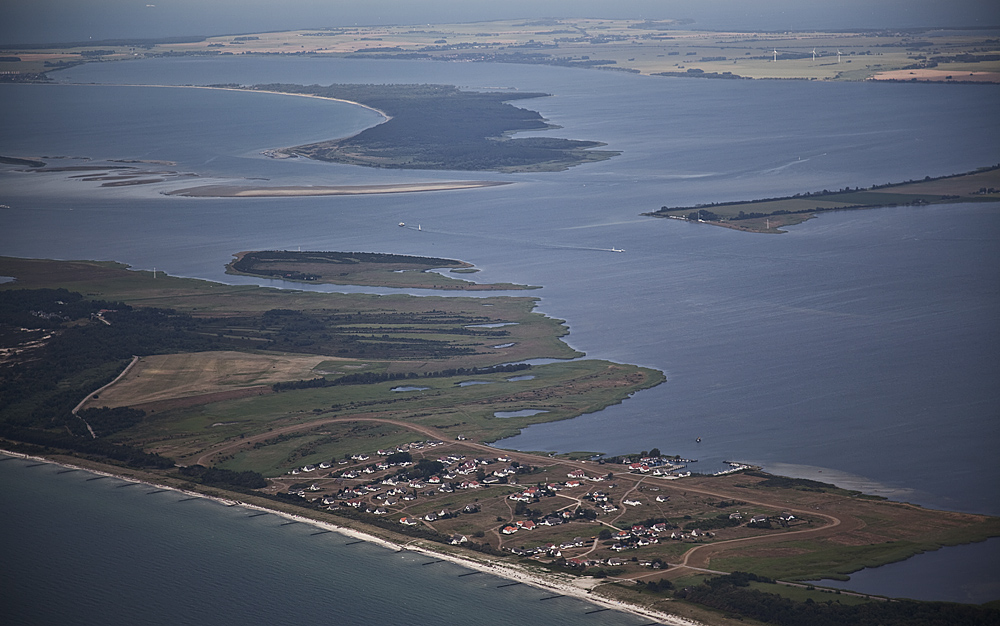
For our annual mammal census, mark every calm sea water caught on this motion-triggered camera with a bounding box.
[2,57,999,604]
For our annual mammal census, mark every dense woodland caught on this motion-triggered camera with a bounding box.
[230,250,467,281]
[217,83,618,171]
[233,250,466,271]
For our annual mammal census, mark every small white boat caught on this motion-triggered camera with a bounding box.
[398,222,405,227]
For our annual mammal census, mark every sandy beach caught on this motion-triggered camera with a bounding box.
[165,180,511,197]
[1,449,700,625]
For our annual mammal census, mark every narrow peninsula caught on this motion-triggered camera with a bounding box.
[647,165,1000,232]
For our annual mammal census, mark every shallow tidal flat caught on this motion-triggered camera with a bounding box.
[166,180,510,197]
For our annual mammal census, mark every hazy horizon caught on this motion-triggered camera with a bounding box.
[2,0,999,46]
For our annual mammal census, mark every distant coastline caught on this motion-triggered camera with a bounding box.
[5,20,999,84]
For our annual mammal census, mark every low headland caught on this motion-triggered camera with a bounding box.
[646,165,1000,233]
[1,256,998,625]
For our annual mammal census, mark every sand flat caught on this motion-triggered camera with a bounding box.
[167,181,511,197]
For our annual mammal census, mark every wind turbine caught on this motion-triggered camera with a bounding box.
[837,50,842,63]
[812,48,817,61]
[773,48,778,62]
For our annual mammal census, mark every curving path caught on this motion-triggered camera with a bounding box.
[193,414,852,572]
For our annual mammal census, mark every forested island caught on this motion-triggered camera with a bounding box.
[221,83,619,172]
[227,250,538,291]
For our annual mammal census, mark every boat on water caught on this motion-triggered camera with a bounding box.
[611,247,625,253]
[398,222,405,227]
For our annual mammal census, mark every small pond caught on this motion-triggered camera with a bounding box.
[494,409,550,418]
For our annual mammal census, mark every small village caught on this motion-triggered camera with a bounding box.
[265,439,799,577]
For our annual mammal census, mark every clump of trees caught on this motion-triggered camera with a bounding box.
[77,407,146,437]
[176,465,268,490]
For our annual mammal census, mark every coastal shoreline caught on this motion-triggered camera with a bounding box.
[0,448,700,626]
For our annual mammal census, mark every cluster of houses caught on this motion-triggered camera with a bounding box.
[506,481,578,503]
[399,503,481,527]
[619,455,755,480]
[508,535,591,557]
[713,461,755,476]
[287,440,450,475]
[499,512,580,535]
[621,455,690,479]
[375,440,447,456]
[278,441,802,573]
[566,556,666,569]
[290,449,537,512]
[565,468,602,482]
[506,520,698,561]
[606,523,674,551]
[581,490,622,513]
